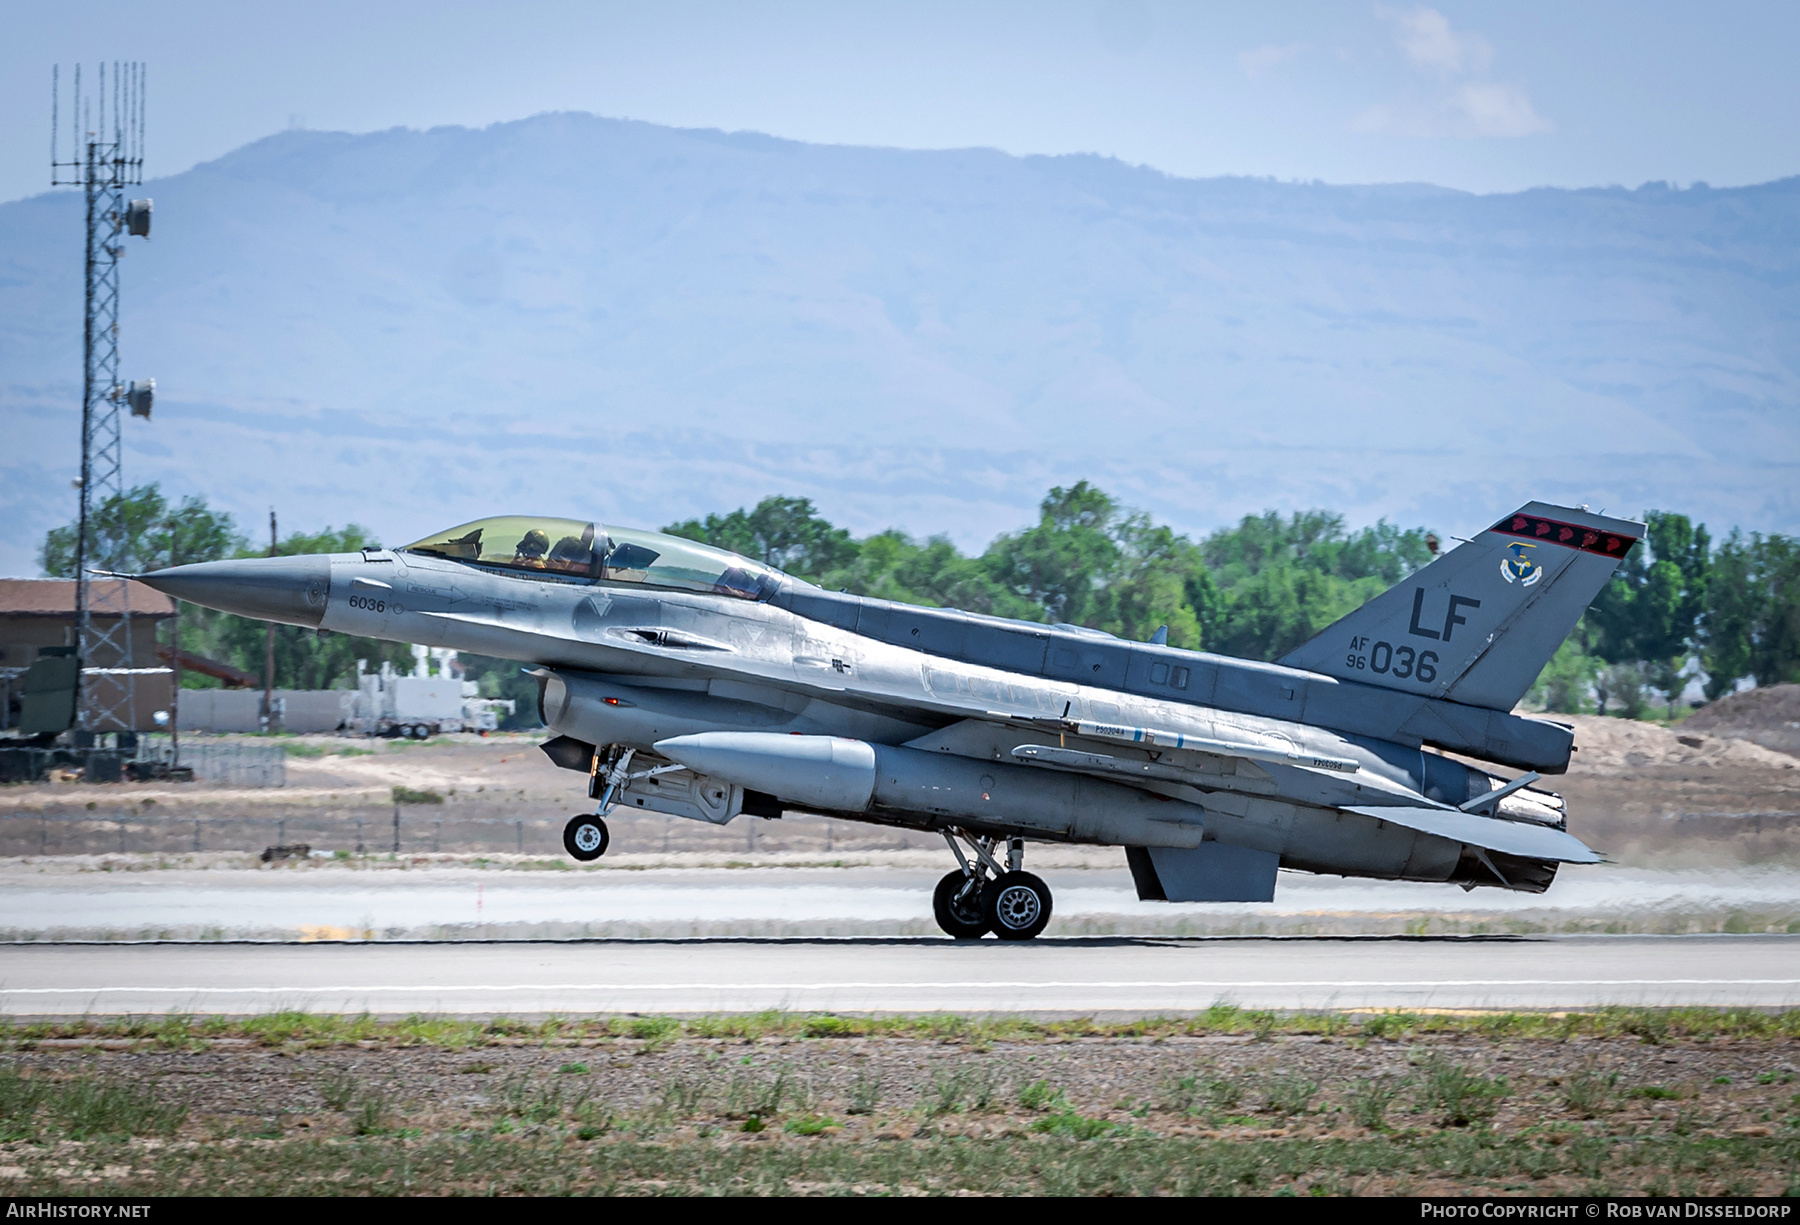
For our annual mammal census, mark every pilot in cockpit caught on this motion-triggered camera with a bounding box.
[513,529,551,569]
[547,524,600,575]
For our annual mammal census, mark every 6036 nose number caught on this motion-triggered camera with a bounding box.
[346,595,387,614]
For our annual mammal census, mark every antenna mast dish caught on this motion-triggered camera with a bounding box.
[51,62,156,736]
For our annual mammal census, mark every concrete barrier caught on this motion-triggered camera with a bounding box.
[176,689,352,733]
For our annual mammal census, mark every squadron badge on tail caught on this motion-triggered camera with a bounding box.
[1500,541,1543,587]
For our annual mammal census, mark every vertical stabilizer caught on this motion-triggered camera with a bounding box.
[1279,503,1642,712]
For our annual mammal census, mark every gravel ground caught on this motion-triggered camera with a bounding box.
[3,1023,1799,1195]
[3,717,1797,868]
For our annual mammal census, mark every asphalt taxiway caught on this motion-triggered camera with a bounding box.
[3,934,1796,1016]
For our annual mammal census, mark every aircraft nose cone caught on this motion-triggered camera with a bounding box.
[137,555,332,629]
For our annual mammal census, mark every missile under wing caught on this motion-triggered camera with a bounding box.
[138,501,1640,940]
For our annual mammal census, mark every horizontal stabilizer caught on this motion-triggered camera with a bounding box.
[1341,805,1601,864]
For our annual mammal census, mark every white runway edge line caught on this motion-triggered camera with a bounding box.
[6,978,1800,995]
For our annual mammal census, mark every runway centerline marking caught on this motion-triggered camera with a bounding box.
[7,978,1800,995]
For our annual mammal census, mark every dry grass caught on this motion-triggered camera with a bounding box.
[1,1008,1799,1195]
[6,1005,1799,1050]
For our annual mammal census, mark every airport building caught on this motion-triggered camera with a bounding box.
[0,578,173,732]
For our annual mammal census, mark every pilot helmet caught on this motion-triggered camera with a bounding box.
[517,529,550,558]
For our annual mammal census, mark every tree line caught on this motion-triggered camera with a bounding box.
[670,487,1800,716]
[1534,513,1800,716]
[40,483,1800,722]
[666,483,1437,663]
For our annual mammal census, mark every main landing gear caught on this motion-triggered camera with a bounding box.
[933,830,1053,941]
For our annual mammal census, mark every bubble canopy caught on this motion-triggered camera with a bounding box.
[400,516,777,600]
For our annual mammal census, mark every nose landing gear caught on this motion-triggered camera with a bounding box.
[562,745,692,863]
[933,830,1053,940]
[563,813,610,861]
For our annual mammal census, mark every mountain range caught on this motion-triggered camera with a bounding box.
[2,112,1796,575]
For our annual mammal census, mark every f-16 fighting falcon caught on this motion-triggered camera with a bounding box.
[137,502,1639,941]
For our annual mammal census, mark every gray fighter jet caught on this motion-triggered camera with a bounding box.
[138,501,1638,940]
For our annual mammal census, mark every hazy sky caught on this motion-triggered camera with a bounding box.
[5,1,1797,204]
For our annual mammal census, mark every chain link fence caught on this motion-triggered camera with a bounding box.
[0,736,286,787]
[4,811,548,858]
[138,737,285,787]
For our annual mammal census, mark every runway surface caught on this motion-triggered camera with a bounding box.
[3,935,1797,1016]
[5,863,1797,939]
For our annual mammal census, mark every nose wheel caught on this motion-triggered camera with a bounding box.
[934,831,1052,940]
[563,813,610,861]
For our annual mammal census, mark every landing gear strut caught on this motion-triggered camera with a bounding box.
[933,830,1053,941]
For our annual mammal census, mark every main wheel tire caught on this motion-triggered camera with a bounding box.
[983,870,1052,940]
[932,871,991,939]
[563,814,610,862]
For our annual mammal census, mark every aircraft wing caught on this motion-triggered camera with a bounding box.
[1339,805,1601,864]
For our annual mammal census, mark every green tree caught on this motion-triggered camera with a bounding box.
[668,484,1437,661]
[665,496,858,583]
[40,483,243,576]
[984,482,1126,627]
[1200,510,1434,588]
[1528,631,1601,714]
[1589,511,1711,711]
[1750,535,1800,687]
[1200,510,1435,661]
[823,531,1026,617]
[1597,661,1648,719]
[1701,530,1760,700]
[1098,518,1209,648]
[1643,512,1710,706]
[977,483,1219,647]
[1206,565,1360,661]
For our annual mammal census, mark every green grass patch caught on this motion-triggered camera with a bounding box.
[1347,1077,1404,1129]
[284,742,376,758]
[0,1067,186,1142]
[1031,1110,1126,1139]
[1018,1079,1067,1112]
[8,1006,1800,1053]
[3,1127,1794,1196]
[1417,1057,1510,1128]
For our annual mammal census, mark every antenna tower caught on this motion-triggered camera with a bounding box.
[51,62,155,734]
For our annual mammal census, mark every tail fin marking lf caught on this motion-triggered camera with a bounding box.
[1278,503,1642,713]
